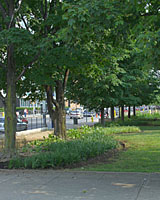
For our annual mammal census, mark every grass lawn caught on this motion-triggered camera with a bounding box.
[78,126,160,172]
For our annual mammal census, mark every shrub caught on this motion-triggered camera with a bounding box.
[9,127,119,169]
[9,126,140,169]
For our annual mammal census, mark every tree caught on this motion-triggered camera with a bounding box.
[19,0,131,133]
[66,0,160,123]
[16,0,94,138]
[0,0,37,153]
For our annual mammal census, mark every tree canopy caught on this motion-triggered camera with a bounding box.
[0,0,159,152]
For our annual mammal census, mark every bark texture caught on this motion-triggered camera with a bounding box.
[133,105,136,116]
[121,105,124,121]
[55,81,66,138]
[128,106,131,118]
[45,81,67,139]
[111,106,114,121]
[5,45,16,153]
[100,107,105,126]
[119,106,121,118]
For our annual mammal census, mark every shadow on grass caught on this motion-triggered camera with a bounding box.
[139,126,160,131]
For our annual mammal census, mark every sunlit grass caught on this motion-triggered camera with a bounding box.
[78,126,160,172]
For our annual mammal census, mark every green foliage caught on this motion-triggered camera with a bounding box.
[16,107,33,111]
[136,112,160,120]
[67,125,140,138]
[105,112,160,127]
[0,108,4,112]
[8,125,139,169]
[8,125,141,169]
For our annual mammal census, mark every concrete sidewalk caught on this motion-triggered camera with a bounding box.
[0,170,159,200]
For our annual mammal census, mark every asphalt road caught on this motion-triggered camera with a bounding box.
[27,114,99,130]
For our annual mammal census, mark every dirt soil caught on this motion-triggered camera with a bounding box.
[0,130,53,147]
[16,130,53,143]
[0,131,53,165]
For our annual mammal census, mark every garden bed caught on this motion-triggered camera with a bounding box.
[0,126,139,169]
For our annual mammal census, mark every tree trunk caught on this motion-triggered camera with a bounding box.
[68,100,70,107]
[45,82,66,138]
[45,85,56,129]
[111,106,114,121]
[100,107,105,126]
[121,105,124,121]
[55,81,66,138]
[128,106,131,118]
[5,45,16,154]
[119,106,121,118]
[133,105,136,116]
[55,106,66,138]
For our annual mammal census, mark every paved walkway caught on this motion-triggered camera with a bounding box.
[0,170,159,200]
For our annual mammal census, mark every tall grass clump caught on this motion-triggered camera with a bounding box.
[9,126,117,169]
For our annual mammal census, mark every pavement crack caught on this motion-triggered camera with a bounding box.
[135,174,150,200]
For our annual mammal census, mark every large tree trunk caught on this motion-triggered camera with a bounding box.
[5,45,16,154]
[55,106,66,138]
[121,105,124,121]
[128,106,131,118]
[45,70,69,138]
[133,105,136,116]
[100,107,105,126]
[111,106,114,121]
[55,81,66,138]
[45,85,56,129]
[45,82,66,138]
[119,106,121,118]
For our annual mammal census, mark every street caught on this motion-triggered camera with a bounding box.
[26,114,99,130]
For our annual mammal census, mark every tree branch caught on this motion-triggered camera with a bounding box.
[45,85,59,108]
[16,52,40,82]
[44,0,48,20]
[40,1,44,18]
[15,0,23,13]
[21,15,29,31]
[63,69,70,91]
[8,0,23,29]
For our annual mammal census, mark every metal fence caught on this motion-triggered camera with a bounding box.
[27,115,52,130]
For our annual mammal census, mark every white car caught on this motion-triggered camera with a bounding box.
[70,110,83,119]
[0,117,27,133]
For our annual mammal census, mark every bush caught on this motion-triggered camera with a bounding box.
[9,127,120,169]
[9,126,140,169]
[104,112,160,127]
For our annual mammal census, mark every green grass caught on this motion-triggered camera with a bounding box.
[79,126,160,172]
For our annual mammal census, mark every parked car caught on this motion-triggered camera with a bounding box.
[70,110,83,119]
[17,115,28,124]
[83,110,95,117]
[0,117,28,133]
[65,108,72,115]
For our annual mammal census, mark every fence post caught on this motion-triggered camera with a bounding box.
[36,117,38,128]
[31,117,32,129]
